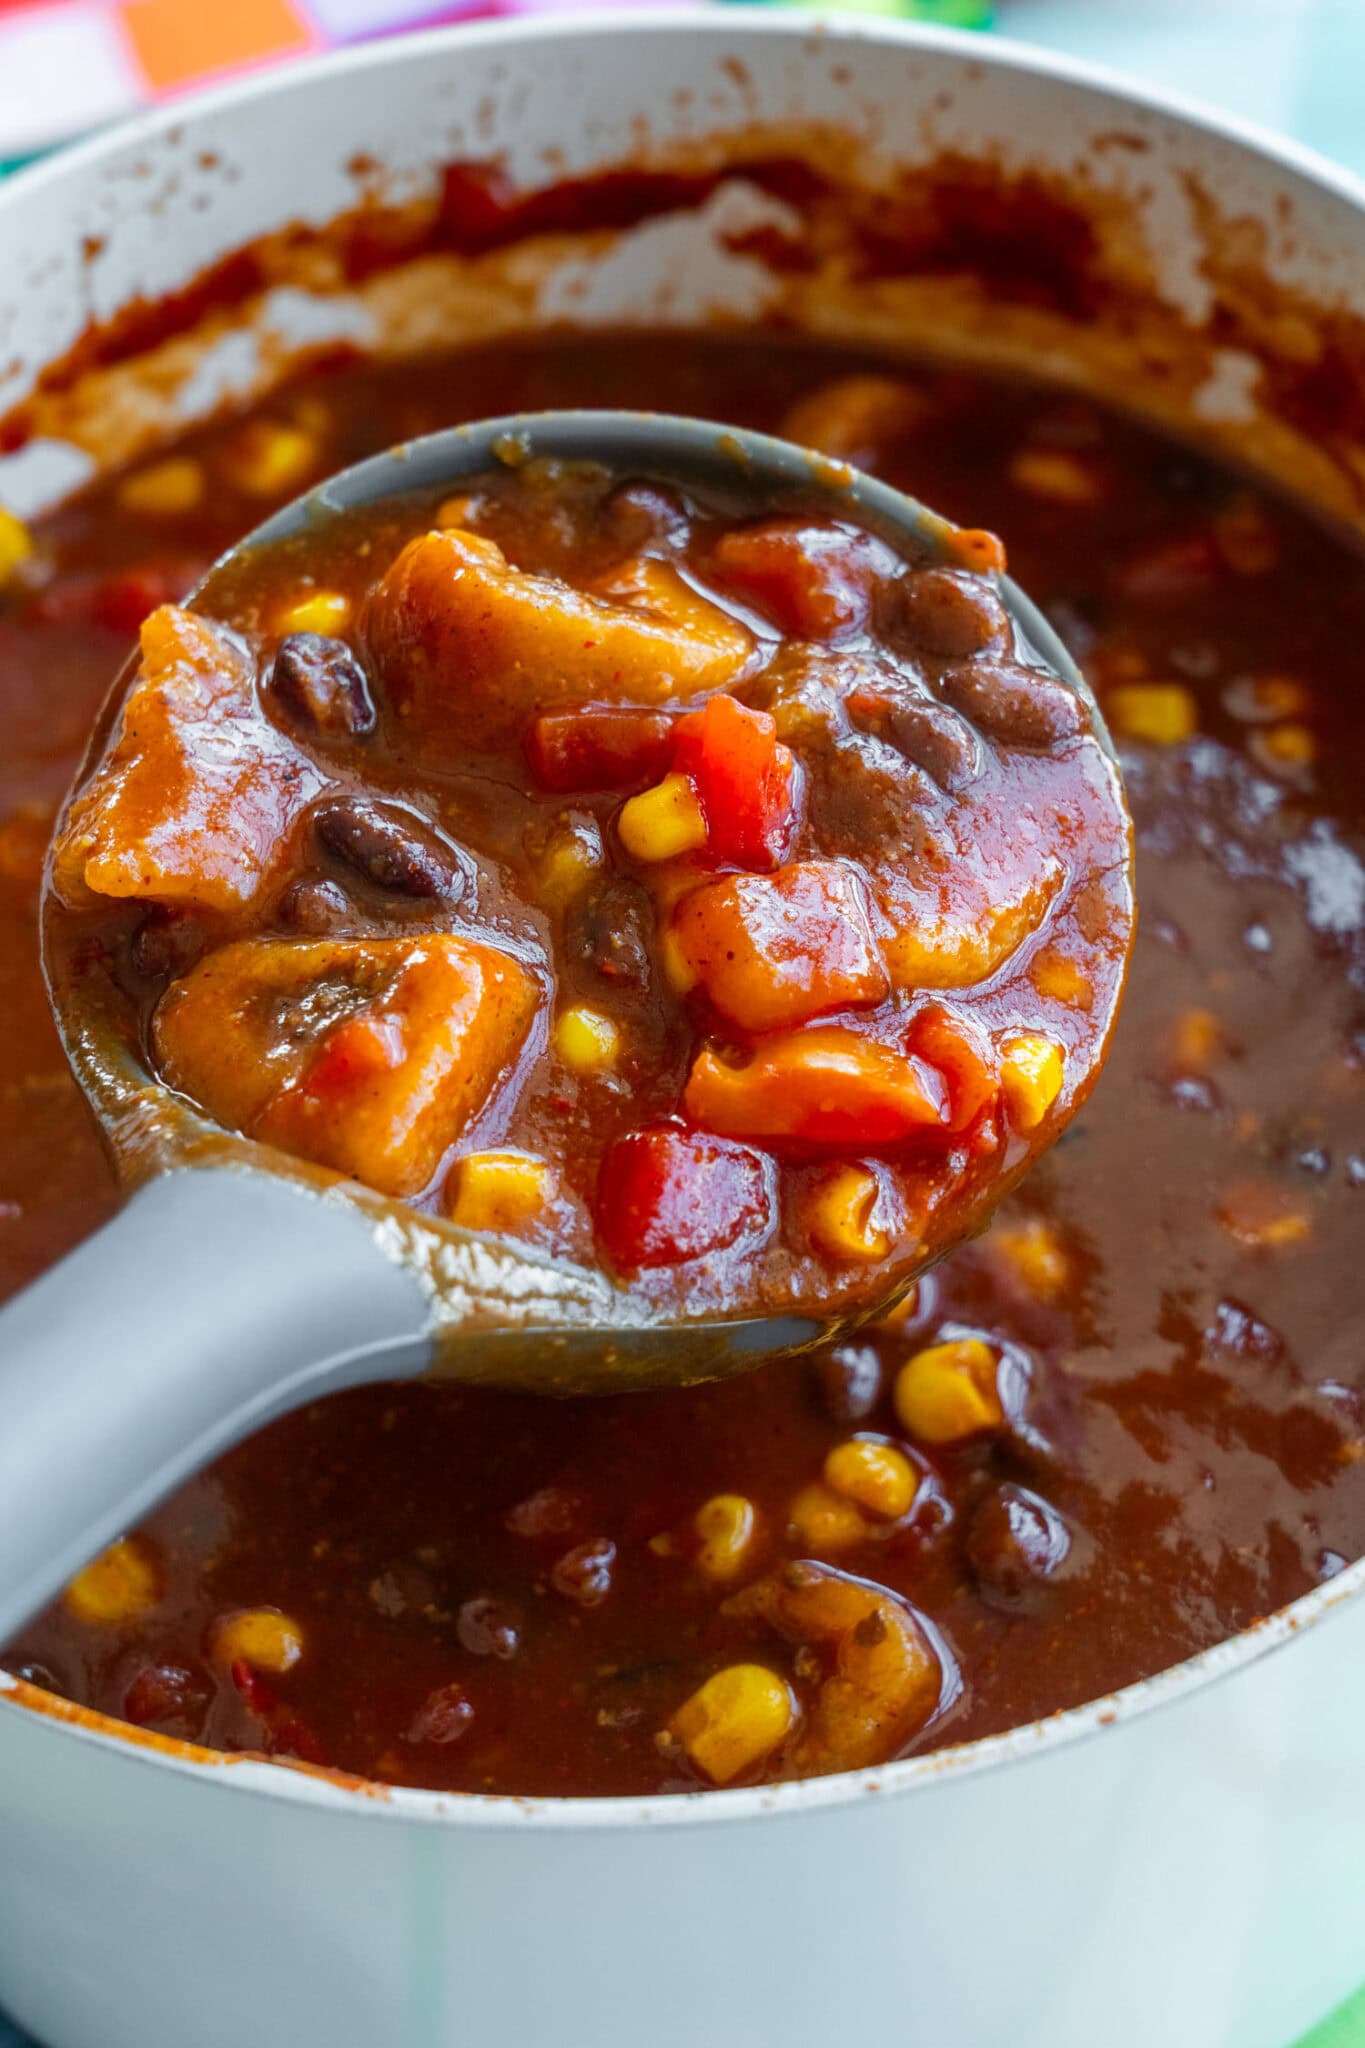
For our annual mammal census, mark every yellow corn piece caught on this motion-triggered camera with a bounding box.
[275,589,352,637]
[991,1217,1070,1301]
[1000,1032,1065,1131]
[535,818,604,908]
[787,1481,868,1554]
[554,1005,619,1073]
[0,505,33,585]
[893,1337,1003,1445]
[64,1537,160,1626]
[1106,683,1198,746]
[805,1164,890,1264]
[823,1439,917,1522]
[871,1283,919,1335]
[1218,1183,1311,1250]
[694,1494,759,1582]
[1008,449,1103,505]
[1253,722,1315,771]
[1030,948,1093,1011]
[435,493,482,529]
[221,420,318,500]
[656,922,698,996]
[1167,1007,1223,1073]
[210,1607,305,1673]
[670,1664,795,1784]
[618,773,708,864]
[449,1149,554,1233]
[116,457,204,518]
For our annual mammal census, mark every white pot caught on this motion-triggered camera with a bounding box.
[2,17,1364,2046]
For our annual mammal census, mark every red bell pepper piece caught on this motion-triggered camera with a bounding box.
[595,1123,772,1269]
[672,693,799,870]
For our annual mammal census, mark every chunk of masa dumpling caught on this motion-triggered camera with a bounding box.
[152,934,539,1198]
[364,528,754,754]
[52,606,325,914]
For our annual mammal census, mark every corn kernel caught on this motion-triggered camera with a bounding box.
[991,1217,1070,1301]
[0,505,33,585]
[781,375,931,462]
[1224,673,1309,723]
[1218,1183,1311,1250]
[64,1537,159,1626]
[436,494,482,529]
[787,1481,868,1553]
[952,528,1007,575]
[805,1164,890,1264]
[275,588,352,637]
[1251,722,1315,773]
[535,817,604,908]
[1106,682,1198,746]
[823,1439,917,1521]
[657,923,698,996]
[694,1494,759,1581]
[1030,949,1093,1011]
[618,773,708,863]
[221,420,319,500]
[872,1283,919,1334]
[554,1005,619,1073]
[670,1663,795,1784]
[893,1338,1003,1445]
[209,1607,305,1673]
[1000,1033,1065,1131]
[116,456,204,518]
[1214,499,1279,576]
[1009,449,1103,505]
[449,1149,554,1232]
[1168,1007,1223,1073]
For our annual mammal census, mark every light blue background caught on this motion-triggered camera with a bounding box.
[1,5,1360,2043]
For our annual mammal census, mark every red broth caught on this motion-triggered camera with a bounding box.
[3,334,1364,1795]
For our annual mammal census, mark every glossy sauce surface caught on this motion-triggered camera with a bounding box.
[3,335,1364,1794]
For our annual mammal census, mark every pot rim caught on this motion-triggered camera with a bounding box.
[3,4,1364,1831]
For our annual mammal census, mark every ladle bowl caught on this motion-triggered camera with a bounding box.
[0,409,1128,1642]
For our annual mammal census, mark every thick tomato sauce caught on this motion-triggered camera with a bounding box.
[3,334,1364,1795]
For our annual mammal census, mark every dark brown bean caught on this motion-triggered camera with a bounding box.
[898,568,1009,658]
[967,1483,1071,1610]
[271,633,376,737]
[277,876,352,934]
[811,1342,883,1423]
[601,478,689,554]
[551,1538,616,1607]
[404,1683,474,1746]
[887,698,982,790]
[131,909,205,980]
[938,657,1086,750]
[565,875,653,989]
[457,1595,521,1661]
[313,795,468,900]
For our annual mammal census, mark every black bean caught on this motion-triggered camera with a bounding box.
[938,656,1086,750]
[313,795,468,900]
[456,1596,521,1661]
[601,478,689,553]
[271,633,376,737]
[565,875,653,988]
[887,698,982,790]
[898,568,1009,658]
[131,909,205,980]
[811,1342,883,1423]
[278,876,352,934]
[967,1483,1071,1610]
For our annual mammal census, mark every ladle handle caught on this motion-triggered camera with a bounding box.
[0,1168,431,1643]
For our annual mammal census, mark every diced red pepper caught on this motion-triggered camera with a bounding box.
[595,1123,772,1269]
[291,1010,404,1106]
[525,706,677,792]
[672,693,799,870]
[708,519,889,640]
[906,1003,998,1132]
[30,563,203,635]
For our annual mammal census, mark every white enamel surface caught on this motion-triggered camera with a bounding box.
[2,17,1364,2046]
